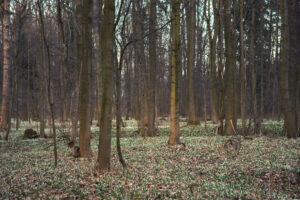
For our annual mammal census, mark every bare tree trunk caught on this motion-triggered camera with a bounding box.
[76,0,92,157]
[232,0,238,128]
[56,0,66,121]
[240,0,246,135]
[169,0,181,145]
[38,28,45,138]
[27,37,31,124]
[147,0,157,136]
[287,0,299,137]
[37,0,58,166]
[125,59,131,120]
[279,0,298,138]
[132,0,147,136]
[95,0,115,173]
[250,2,258,134]
[217,0,225,135]
[186,0,199,125]
[115,43,127,168]
[0,0,10,131]
[223,0,235,136]
[94,0,103,125]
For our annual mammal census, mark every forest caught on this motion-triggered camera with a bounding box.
[0,0,299,199]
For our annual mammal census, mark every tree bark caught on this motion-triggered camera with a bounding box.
[95,0,115,173]
[132,0,148,136]
[147,0,157,136]
[250,2,258,134]
[240,0,246,135]
[76,0,93,157]
[279,0,297,138]
[0,0,10,131]
[94,0,103,125]
[223,0,235,136]
[186,0,199,125]
[169,0,181,145]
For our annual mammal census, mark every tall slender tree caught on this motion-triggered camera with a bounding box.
[147,0,157,136]
[204,0,218,124]
[132,0,148,136]
[95,0,115,172]
[240,0,246,135]
[223,0,235,135]
[279,0,298,138]
[37,0,58,166]
[0,0,10,132]
[76,0,93,157]
[169,0,181,145]
[250,1,259,134]
[186,0,199,125]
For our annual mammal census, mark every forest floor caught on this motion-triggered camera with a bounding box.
[0,119,299,199]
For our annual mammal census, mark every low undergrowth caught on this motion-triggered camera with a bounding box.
[0,120,299,199]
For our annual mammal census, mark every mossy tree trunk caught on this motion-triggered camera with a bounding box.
[95,0,115,173]
[169,0,181,145]
[0,0,10,132]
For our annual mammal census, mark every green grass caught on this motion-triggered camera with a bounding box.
[0,119,299,199]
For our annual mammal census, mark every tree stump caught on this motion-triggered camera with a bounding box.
[23,129,39,139]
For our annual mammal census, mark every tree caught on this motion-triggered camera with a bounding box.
[223,0,235,135]
[186,0,199,125]
[0,0,10,132]
[240,0,246,135]
[37,0,57,166]
[132,0,148,136]
[76,0,93,157]
[95,0,115,172]
[147,0,157,136]
[204,0,218,125]
[279,0,298,138]
[169,0,181,145]
[93,0,103,125]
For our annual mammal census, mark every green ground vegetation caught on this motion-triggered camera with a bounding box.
[0,119,299,199]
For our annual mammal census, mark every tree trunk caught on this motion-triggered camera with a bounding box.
[115,43,127,169]
[217,0,225,135]
[279,0,297,138]
[147,0,157,136]
[223,0,235,136]
[287,0,299,137]
[169,0,181,145]
[0,0,10,131]
[77,0,93,157]
[186,0,199,125]
[95,0,115,173]
[132,0,148,136]
[94,0,103,125]
[37,0,58,166]
[38,29,45,138]
[240,0,246,135]
[250,2,258,134]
